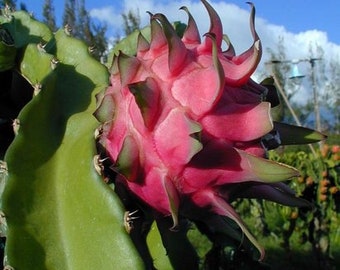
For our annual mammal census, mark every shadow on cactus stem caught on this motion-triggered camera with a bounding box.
[0,70,33,159]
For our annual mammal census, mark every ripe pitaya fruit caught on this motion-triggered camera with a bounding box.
[95,0,318,264]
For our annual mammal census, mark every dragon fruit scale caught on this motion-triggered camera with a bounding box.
[95,0,313,262]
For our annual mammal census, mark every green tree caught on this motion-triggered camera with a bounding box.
[122,9,140,35]
[323,57,340,133]
[0,0,16,9]
[265,38,317,129]
[61,0,107,61]
[113,9,141,46]
[19,2,26,11]
[77,0,107,60]
[78,0,92,41]
[266,40,339,133]
[62,0,76,31]
[42,0,56,32]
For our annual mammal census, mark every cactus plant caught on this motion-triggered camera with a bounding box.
[0,1,326,269]
[0,7,143,270]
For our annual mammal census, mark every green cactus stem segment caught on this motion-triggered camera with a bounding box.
[1,10,144,269]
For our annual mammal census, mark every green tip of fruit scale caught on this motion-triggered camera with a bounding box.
[180,6,201,44]
[93,94,115,123]
[149,15,167,51]
[136,33,150,55]
[152,13,187,75]
[273,122,327,145]
[201,0,223,50]
[128,77,160,130]
[117,52,141,86]
[115,135,141,182]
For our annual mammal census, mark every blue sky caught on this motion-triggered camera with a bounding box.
[24,0,340,105]
[245,0,339,44]
[26,0,339,44]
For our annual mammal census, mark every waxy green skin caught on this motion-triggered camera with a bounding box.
[0,10,144,270]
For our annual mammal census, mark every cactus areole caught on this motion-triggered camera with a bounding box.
[95,0,310,260]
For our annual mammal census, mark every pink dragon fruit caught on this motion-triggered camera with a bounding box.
[95,0,313,263]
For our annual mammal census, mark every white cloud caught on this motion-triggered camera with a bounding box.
[90,6,123,35]
[90,0,340,105]
[90,0,340,55]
